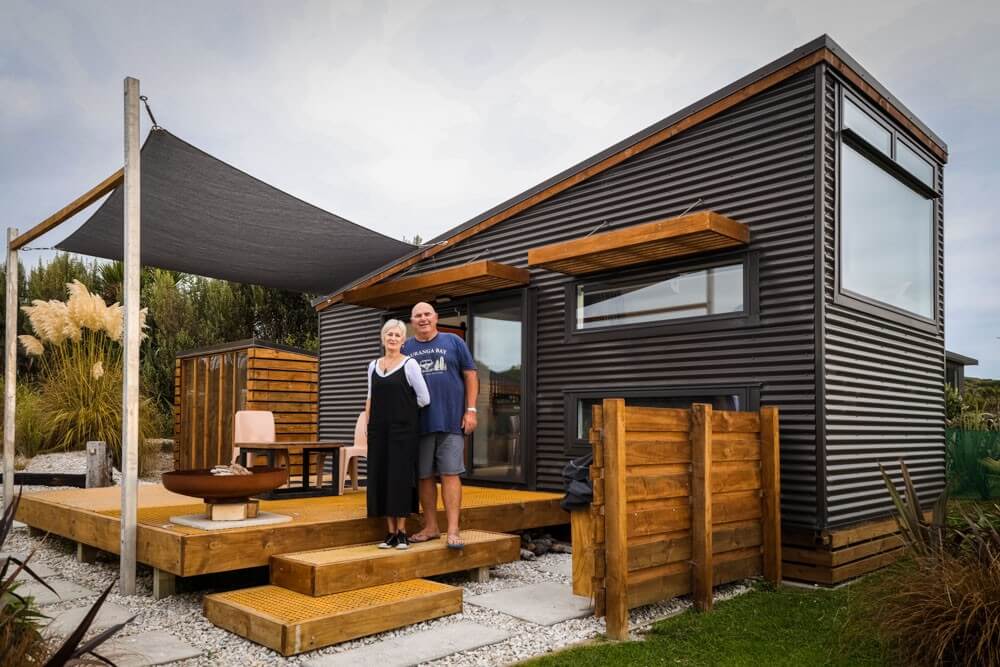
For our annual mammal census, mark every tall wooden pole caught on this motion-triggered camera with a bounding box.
[120,76,141,595]
[3,227,18,512]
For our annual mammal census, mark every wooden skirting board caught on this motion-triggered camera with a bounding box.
[782,514,918,585]
[272,530,519,596]
[204,579,462,656]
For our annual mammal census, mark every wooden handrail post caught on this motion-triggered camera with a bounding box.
[603,398,628,640]
[760,406,782,584]
[691,403,713,611]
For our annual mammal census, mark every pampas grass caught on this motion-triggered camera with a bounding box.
[18,280,158,474]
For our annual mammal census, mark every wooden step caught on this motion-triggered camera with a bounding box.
[203,579,461,656]
[271,529,520,596]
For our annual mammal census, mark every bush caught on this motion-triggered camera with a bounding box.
[0,381,49,459]
[856,462,1000,665]
[946,429,1000,499]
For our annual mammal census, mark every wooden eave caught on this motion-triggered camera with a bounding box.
[316,40,947,312]
[527,211,749,275]
[341,260,530,309]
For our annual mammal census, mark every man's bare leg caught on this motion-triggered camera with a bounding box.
[412,477,440,540]
[441,474,462,544]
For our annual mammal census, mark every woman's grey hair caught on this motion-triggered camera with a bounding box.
[381,319,407,339]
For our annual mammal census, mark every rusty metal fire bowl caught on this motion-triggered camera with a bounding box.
[162,466,288,504]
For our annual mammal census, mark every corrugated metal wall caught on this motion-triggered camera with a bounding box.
[318,71,822,527]
[821,69,946,528]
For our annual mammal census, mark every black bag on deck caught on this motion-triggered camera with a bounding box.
[560,453,594,511]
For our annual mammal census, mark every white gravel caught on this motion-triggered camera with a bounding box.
[9,452,754,666]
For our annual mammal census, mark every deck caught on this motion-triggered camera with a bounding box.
[16,484,566,578]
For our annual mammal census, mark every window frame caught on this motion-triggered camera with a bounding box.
[564,250,759,344]
[835,88,941,332]
[563,384,760,456]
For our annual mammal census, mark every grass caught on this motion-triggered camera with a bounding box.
[524,583,887,667]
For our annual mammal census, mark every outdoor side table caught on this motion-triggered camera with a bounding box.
[235,441,347,498]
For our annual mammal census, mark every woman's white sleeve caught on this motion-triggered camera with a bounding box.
[405,358,431,407]
[366,360,375,400]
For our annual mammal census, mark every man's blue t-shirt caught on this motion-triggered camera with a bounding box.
[401,332,476,435]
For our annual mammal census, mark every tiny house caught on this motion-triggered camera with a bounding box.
[173,340,318,469]
[313,35,948,583]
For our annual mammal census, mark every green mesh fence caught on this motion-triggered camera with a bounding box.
[946,428,1000,499]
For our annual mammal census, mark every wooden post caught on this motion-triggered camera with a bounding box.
[119,76,141,595]
[691,403,713,611]
[2,228,16,513]
[86,441,112,488]
[760,406,782,584]
[603,398,628,640]
[152,568,176,599]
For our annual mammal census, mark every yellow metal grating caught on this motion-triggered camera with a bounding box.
[281,530,510,565]
[217,580,455,623]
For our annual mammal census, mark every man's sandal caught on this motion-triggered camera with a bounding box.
[446,533,465,550]
[409,532,435,543]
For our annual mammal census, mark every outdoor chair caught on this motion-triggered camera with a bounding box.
[232,410,285,469]
[336,412,368,494]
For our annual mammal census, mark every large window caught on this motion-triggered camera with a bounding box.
[565,386,754,455]
[839,94,938,322]
[574,262,745,332]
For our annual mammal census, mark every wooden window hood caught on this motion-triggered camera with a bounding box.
[527,211,750,275]
[342,260,530,309]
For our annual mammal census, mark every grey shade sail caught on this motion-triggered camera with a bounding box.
[57,129,413,294]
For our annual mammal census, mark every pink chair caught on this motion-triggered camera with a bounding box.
[232,410,279,467]
[338,412,368,494]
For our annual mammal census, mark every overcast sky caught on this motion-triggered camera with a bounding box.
[2,0,998,375]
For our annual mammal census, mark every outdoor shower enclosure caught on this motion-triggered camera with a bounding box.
[173,340,318,470]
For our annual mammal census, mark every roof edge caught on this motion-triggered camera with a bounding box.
[314,34,948,312]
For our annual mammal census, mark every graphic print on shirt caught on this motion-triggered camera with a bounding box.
[410,347,449,375]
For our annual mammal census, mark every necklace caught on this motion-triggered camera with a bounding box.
[380,354,403,373]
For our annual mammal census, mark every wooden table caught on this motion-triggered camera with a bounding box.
[235,441,346,498]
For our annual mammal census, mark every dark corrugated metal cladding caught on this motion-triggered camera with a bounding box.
[822,69,946,529]
[318,304,382,446]
[318,71,821,527]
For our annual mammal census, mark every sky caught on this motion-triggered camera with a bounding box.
[2,0,998,375]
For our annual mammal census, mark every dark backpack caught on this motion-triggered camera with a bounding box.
[560,453,594,511]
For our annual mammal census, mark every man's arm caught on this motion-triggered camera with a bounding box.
[461,369,479,434]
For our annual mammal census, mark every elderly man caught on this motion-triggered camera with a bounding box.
[403,301,477,548]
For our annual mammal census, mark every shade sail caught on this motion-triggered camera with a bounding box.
[57,129,413,294]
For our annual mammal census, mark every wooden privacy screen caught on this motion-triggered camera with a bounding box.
[574,400,780,640]
[173,343,318,470]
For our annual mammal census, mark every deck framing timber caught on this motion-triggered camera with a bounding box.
[15,485,565,578]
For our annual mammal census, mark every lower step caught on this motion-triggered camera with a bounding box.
[203,579,462,656]
[271,529,520,596]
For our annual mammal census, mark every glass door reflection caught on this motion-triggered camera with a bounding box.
[470,297,523,482]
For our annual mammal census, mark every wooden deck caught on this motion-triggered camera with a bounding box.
[15,484,565,578]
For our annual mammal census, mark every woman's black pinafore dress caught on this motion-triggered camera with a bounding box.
[366,360,420,518]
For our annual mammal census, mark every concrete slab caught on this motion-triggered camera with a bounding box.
[99,630,202,666]
[168,511,292,531]
[466,581,592,626]
[12,520,26,530]
[43,601,135,639]
[304,621,509,667]
[1,551,57,579]
[17,577,95,606]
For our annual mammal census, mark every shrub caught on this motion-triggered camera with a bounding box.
[857,461,1000,666]
[0,381,49,459]
[946,429,1000,499]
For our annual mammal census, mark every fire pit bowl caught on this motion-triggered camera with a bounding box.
[162,466,288,504]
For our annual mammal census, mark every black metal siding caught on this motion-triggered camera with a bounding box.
[821,70,946,528]
[316,72,822,527]
[318,303,383,444]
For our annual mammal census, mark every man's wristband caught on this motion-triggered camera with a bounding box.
[465,407,477,413]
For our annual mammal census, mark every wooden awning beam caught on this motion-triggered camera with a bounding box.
[343,260,530,309]
[527,211,750,275]
[11,168,123,250]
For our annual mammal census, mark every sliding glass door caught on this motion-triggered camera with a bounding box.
[469,296,524,482]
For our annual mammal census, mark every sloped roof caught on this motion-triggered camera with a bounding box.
[58,129,413,294]
[313,34,947,311]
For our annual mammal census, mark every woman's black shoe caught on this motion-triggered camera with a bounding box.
[395,531,410,550]
[377,532,398,549]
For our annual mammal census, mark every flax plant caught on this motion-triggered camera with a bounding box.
[19,281,158,473]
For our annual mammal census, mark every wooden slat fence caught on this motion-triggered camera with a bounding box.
[575,400,781,639]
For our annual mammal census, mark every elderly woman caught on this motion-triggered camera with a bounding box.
[365,319,430,549]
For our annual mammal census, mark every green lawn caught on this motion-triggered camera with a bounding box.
[524,584,887,667]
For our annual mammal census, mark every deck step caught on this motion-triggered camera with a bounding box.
[203,579,462,656]
[271,529,520,596]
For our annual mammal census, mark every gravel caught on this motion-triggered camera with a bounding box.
[10,452,754,666]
